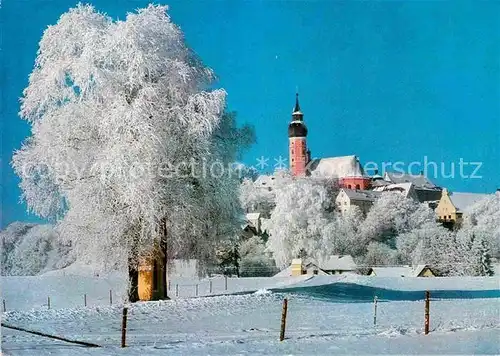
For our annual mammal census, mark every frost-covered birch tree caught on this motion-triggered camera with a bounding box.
[12,4,252,300]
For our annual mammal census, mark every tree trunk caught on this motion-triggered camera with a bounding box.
[128,256,139,303]
[161,218,170,300]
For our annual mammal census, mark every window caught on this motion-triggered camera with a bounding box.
[291,149,294,154]
[449,215,451,219]
[313,270,318,275]
[355,184,360,189]
[338,270,342,274]
[348,185,352,189]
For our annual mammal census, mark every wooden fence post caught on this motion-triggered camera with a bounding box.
[109,290,112,305]
[47,297,51,310]
[424,291,430,335]
[3,299,5,312]
[225,276,228,291]
[209,280,212,294]
[175,284,179,297]
[168,280,171,291]
[84,294,87,307]
[121,307,128,347]
[279,298,288,341]
[196,284,199,297]
[373,296,378,326]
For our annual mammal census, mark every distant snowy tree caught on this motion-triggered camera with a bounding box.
[0,222,73,275]
[474,235,494,276]
[322,206,366,257]
[238,236,276,277]
[361,192,435,243]
[263,176,335,269]
[455,229,494,276]
[12,4,252,301]
[361,241,397,267]
[462,192,500,259]
[239,177,275,214]
[396,222,456,275]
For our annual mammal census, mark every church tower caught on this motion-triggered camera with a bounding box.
[288,93,310,176]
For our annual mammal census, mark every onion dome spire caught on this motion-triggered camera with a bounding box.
[288,92,307,137]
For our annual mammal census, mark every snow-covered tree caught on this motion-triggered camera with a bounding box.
[238,236,276,277]
[239,177,275,214]
[462,192,500,259]
[396,222,456,275]
[263,176,335,269]
[12,4,251,300]
[455,229,494,276]
[361,241,397,267]
[361,192,435,243]
[1,222,73,275]
[322,206,365,257]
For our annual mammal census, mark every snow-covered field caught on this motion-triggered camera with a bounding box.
[2,275,499,355]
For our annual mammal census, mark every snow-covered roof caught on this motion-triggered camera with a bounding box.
[384,172,440,190]
[411,265,432,277]
[304,264,329,275]
[273,266,292,277]
[370,266,412,277]
[307,155,366,178]
[341,188,382,202]
[449,192,490,212]
[314,255,357,271]
[370,265,432,277]
[373,182,418,200]
[371,179,390,187]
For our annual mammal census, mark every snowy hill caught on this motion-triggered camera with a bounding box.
[0,222,74,276]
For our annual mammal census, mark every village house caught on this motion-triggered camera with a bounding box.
[367,265,436,277]
[372,182,419,201]
[382,172,443,206]
[245,212,263,235]
[286,255,357,276]
[335,188,382,215]
[436,188,490,225]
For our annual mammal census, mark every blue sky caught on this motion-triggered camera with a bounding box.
[1,1,499,227]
